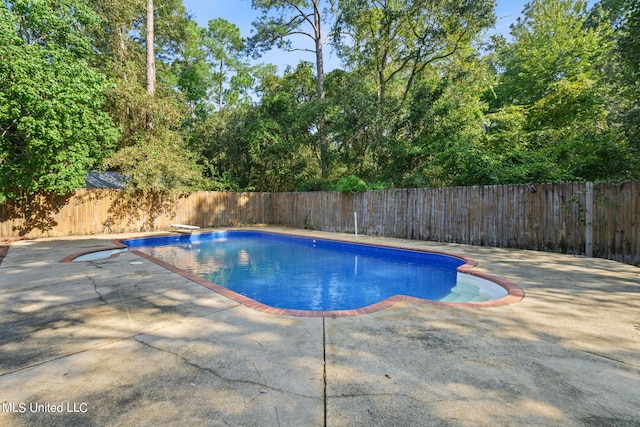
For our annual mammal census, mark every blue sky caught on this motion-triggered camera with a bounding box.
[179,1,577,73]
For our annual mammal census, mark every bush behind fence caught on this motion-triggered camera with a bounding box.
[1,181,638,265]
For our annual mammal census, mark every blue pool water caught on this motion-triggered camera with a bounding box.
[123,231,507,311]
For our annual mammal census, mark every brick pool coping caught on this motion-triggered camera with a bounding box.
[61,230,525,317]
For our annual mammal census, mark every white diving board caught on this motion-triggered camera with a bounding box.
[169,224,200,234]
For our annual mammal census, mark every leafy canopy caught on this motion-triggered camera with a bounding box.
[0,1,119,202]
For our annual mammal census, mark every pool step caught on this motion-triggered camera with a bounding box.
[440,283,492,303]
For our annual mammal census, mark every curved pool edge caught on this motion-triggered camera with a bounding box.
[61,230,525,316]
[59,240,129,263]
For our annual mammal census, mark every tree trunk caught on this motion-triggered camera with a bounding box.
[312,0,329,178]
[146,0,156,97]
[218,60,224,110]
[313,0,325,100]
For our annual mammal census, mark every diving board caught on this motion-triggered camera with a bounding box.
[169,224,200,234]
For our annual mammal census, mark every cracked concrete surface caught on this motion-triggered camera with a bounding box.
[0,228,639,426]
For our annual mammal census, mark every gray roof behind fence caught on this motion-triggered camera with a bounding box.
[85,171,126,189]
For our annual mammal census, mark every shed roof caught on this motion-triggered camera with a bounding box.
[85,171,126,189]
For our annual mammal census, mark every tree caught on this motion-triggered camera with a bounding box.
[248,0,330,100]
[322,68,383,181]
[191,63,319,191]
[172,19,213,121]
[89,0,208,193]
[202,18,249,110]
[595,0,639,78]
[333,0,496,105]
[244,63,319,190]
[599,0,640,149]
[487,0,638,182]
[326,0,495,187]
[247,0,333,178]
[104,127,203,193]
[90,0,172,148]
[493,0,605,107]
[0,0,119,202]
[399,49,498,187]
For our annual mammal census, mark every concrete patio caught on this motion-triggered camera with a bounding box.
[0,227,639,426]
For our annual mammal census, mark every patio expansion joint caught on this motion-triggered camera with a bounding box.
[322,317,327,427]
[132,336,322,402]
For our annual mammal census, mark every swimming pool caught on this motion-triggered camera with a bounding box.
[119,230,522,314]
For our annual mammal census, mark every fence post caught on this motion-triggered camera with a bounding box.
[585,182,593,257]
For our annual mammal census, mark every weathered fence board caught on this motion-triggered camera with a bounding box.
[1,182,638,265]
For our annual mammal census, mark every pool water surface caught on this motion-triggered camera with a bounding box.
[122,231,512,311]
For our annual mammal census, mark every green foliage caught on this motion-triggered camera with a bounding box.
[201,18,253,110]
[617,0,640,77]
[0,1,119,202]
[104,129,202,193]
[606,0,640,148]
[188,64,317,192]
[395,48,497,187]
[188,107,251,190]
[89,0,211,194]
[172,19,213,119]
[333,0,496,104]
[334,175,368,193]
[248,0,331,175]
[493,0,607,107]
[7,0,100,55]
[486,0,639,183]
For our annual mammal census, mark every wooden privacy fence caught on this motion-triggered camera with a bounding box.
[1,181,638,265]
[0,190,271,238]
[268,181,639,265]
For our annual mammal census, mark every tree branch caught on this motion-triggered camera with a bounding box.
[286,30,317,41]
[286,0,317,31]
[286,47,316,53]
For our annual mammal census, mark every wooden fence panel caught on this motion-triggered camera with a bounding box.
[590,181,640,264]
